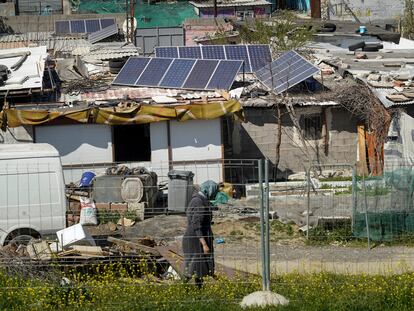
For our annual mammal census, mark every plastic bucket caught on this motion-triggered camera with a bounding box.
[79,171,96,187]
[359,26,367,34]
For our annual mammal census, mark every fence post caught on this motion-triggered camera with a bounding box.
[258,159,267,291]
[362,174,371,250]
[264,159,271,291]
[306,167,311,240]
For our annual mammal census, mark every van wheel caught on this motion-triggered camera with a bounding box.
[4,230,40,247]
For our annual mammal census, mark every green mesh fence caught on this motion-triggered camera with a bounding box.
[353,168,414,241]
[77,0,197,28]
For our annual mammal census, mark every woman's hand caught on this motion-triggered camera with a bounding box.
[202,243,210,254]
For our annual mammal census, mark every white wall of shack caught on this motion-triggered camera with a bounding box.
[21,119,223,184]
[150,119,223,184]
[35,124,113,165]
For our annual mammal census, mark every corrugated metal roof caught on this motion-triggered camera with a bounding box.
[190,0,271,8]
[370,87,414,108]
[0,32,90,53]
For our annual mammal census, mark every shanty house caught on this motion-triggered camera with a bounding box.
[189,0,272,20]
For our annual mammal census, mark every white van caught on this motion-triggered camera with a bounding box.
[0,143,66,246]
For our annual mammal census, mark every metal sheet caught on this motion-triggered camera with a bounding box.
[88,24,119,44]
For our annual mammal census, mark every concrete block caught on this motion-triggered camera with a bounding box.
[111,203,128,213]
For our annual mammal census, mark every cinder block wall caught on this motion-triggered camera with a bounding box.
[229,106,358,178]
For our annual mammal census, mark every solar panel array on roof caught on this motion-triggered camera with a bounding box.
[154,45,271,72]
[88,24,119,44]
[55,18,116,34]
[112,57,242,91]
[255,50,320,94]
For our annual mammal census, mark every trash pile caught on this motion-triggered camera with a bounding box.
[66,165,159,227]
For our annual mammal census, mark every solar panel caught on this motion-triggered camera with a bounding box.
[156,47,178,58]
[178,46,201,59]
[88,24,119,44]
[85,19,101,33]
[113,57,150,85]
[225,45,251,72]
[70,20,86,33]
[159,59,195,88]
[248,45,272,72]
[100,18,116,29]
[55,18,116,34]
[255,50,320,94]
[207,60,243,90]
[136,58,173,86]
[183,59,219,89]
[202,45,225,60]
[112,57,241,91]
[155,44,271,73]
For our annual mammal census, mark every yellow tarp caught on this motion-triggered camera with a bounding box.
[0,100,244,128]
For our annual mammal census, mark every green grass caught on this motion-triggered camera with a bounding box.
[3,267,414,310]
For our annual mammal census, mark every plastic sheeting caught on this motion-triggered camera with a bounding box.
[0,100,244,129]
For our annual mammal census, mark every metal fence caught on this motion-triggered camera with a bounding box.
[2,158,414,309]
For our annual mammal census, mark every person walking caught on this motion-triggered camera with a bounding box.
[182,181,218,288]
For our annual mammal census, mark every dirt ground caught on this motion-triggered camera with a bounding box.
[89,214,414,275]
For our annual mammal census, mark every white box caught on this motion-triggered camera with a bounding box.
[56,224,96,248]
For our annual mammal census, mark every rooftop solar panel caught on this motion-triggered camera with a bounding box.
[55,21,70,34]
[202,45,225,60]
[113,57,241,91]
[85,19,101,33]
[136,58,173,86]
[255,50,319,94]
[155,44,270,73]
[100,18,116,29]
[156,47,178,58]
[183,59,219,89]
[207,60,243,90]
[225,45,251,72]
[159,59,196,88]
[178,46,201,59]
[70,20,86,33]
[55,18,116,34]
[113,57,150,85]
[248,45,272,72]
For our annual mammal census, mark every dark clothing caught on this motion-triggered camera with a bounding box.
[182,192,214,280]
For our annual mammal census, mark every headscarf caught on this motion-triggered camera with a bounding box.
[200,180,219,200]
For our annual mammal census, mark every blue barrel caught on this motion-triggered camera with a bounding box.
[79,171,96,187]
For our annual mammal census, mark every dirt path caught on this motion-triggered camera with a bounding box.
[216,243,414,275]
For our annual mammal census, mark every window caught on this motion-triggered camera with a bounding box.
[113,124,151,162]
[300,114,322,140]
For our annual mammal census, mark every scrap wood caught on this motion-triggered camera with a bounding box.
[26,241,53,260]
[57,249,79,257]
[70,245,109,257]
[386,94,410,102]
[107,237,160,256]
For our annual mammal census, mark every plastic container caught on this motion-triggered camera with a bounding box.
[359,25,367,34]
[79,171,95,187]
[167,170,194,212]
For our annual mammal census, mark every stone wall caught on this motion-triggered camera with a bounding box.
[229,106,358,179]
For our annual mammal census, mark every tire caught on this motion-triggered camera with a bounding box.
[109,59,127,69]
[348,41,366,51]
